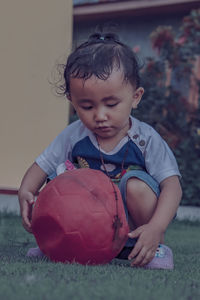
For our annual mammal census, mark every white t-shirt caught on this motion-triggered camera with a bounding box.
[36,116,181,184]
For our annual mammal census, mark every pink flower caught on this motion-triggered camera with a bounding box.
[133,45,140,53]
[176,36,187,45]
[151,26,174,52]
[65,160,76,170]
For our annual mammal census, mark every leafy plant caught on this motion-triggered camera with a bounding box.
[134,9,200,206]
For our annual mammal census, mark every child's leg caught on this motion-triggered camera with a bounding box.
[118,170,161,247]
[117,170,173,269]
[126,177,164,243]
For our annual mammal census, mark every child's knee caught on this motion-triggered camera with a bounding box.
[126,177,156,201]
[126,177,158,225]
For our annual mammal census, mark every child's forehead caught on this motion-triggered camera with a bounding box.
[70,68,126,88]
[69,69,136,101]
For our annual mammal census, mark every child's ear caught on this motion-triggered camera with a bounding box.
[132,87,144,109]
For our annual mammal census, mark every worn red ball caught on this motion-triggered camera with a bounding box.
[31,169,129,264]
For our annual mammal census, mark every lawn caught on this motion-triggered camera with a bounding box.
[0,213,200,300]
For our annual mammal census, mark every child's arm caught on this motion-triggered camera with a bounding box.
[128,175,182,267]
[18,162,47,233]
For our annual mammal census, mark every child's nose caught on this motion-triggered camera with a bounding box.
[94,108,108,121]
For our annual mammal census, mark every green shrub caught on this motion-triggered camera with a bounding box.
[134,9,200,206]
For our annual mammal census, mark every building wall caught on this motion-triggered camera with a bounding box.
[73,12,186,59]
[0,1,72,189]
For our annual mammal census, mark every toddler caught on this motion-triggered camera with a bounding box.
[18,33,182,269]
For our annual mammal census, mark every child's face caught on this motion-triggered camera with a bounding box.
[69,68,144,143]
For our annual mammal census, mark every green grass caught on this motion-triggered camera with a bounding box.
[0,213,200,300]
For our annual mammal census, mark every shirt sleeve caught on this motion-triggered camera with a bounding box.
[144,128,181,184]
[35,127,72,176]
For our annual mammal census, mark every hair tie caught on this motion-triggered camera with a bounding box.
[87,32,121,44]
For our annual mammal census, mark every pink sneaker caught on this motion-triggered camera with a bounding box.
[144,244,174,270]
[26,247,45,258]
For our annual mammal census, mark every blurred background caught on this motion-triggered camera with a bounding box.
[1,0,200,207]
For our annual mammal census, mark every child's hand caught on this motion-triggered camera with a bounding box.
[19,191,35,233]
[127,224,162,267]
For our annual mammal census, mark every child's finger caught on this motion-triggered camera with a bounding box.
[128,227,141,239]
[23,220,32,233]
[21,202,33,233]
[139,250,155,267]
[130,247,147,266]
[22,217,33,233]
[22,211,31,230]
[131,249,154,267]
[128,241,142,261]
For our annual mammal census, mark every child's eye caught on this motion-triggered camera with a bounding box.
[81,106,93,110]
[107,103,118,107]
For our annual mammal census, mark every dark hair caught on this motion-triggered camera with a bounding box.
[59,33,141,96]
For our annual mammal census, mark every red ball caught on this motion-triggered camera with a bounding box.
[31,169,129,264]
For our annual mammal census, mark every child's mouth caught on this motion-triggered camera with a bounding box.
[96,127,111,132]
